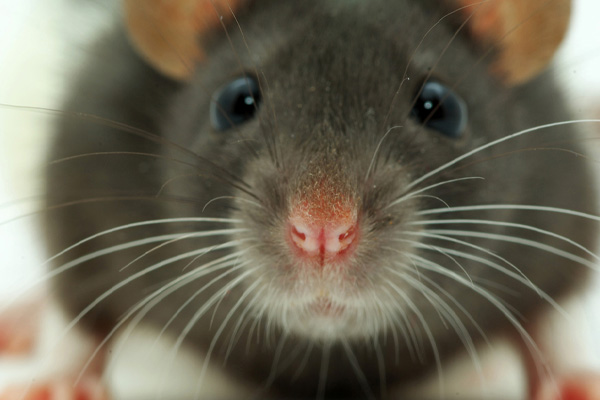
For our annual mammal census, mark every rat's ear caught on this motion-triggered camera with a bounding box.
[447,0,571,85]
[124,0,245,80]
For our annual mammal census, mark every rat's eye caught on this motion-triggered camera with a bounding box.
[210,76,261,131]
[411,81,468,138]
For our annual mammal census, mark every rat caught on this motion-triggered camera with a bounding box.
[37,0,600,398]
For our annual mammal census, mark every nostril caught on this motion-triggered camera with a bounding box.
[339,227,355,242]
[328,224,356,254]
[292,226,306,241]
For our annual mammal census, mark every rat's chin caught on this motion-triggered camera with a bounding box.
[282,298,376,341]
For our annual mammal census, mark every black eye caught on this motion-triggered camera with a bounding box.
[411,81,468,138]
[210,76,261,131]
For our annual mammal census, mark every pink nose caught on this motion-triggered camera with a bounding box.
[287,211,359,265]
[290,222,357,257]
[287,181,359,264]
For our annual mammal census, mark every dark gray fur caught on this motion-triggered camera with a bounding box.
[45,0,598,397]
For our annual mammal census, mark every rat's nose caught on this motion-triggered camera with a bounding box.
[289,220,357,257]
[287,197,359,264]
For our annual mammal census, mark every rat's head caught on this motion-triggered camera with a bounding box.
[125,0,578,344]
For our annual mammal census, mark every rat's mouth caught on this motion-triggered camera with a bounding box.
[309,297,346,317]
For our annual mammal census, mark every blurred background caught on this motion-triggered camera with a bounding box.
[0,0,599,398]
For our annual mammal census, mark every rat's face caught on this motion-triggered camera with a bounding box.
[154,0,595,344]
[45,0,597,395]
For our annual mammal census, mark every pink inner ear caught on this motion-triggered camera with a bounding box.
[448,0,571,86]
[123,0,246,81]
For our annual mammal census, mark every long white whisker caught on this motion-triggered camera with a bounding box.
[156,267,257,399]
[365,125,403,181]
[426,229,597,270]
[374,339,387,397]
[316,342,331,400]
[340,339,375,399]
[148,257,256,354]
[380,286,415,363]
[264,333,289,388]
[47,217,241,267]
[91,254,246,384]
[1,228,244,312]
[202,195,263,212]
[406,119,600,191]
[388,268,487,397]
[118,229,244,272]
[407,241,475,285]
[291,341,315,382]
[385,282,444,396]
[410,218,600,264]
[194,275,263,399]
[397,234,567,317]
[408,253,553,390]
[419,203,600,222]
[155,266,258,398]
[407,268,491,347]
[388,176,484,209]
[404,230,535,291]
[224,286,267,362]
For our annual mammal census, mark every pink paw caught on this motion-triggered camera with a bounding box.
[536,374,600,400]
[0,378,110,400]
[0,299,43,356]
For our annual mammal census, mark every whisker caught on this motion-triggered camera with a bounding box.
[86,254,247,385]
[389,268,487,396]
[423,228,598,271]
[193,274,263,399]
[401,231,557,307]
[45,217,240,267]
[445,145,596,177]
[373,338,387,398]
[0,103,256,191]
[406,119,600,192]
[384,281,444,396]
[223,286,267,362]
[364,125,403,182]
[202,195,263,212]
[381,0,482,130]
[380,286,415,363]
[209,0,279,168]
[340,339,375,399]
[419,203,600,222]
[405,268,492,348]
[408,253,553,388]
[64,239,245,344]
[4,226,241,303]
[102,253,250,383]
[412,217,600,264]
[49,151,202,172]
[118,229,245,272]
[147,258,255,355]
[155,267,258,398]
[263,333,289,389]
[316,342,331,400]
[291,341,315,382]
[388,176,484,209]
[156,173,205,197]
[1,196,241,229]
[386,238,474,286]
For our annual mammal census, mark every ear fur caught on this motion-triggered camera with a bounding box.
[125,0,571,85]
[447,0,571,85]
[124,0,244,80]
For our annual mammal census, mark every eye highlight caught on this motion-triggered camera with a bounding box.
[210,76,261,131]
[411,81,468,138]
